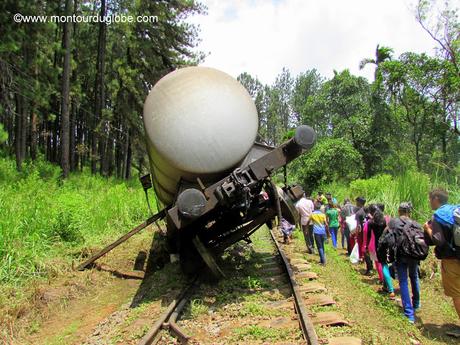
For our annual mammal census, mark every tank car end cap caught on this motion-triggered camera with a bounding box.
[294,125,316,149]
[177,189,207,219]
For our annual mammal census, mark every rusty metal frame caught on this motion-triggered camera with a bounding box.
[76,209,167,271]
[211,208,276,252]
[167,126,314,231]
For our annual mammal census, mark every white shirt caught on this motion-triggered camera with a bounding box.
[295,197,314,226]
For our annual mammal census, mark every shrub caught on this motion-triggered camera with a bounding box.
[290,138,364,192]
[0,123,8,144]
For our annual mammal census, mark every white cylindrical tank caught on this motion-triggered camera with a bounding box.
[143,66,259,205]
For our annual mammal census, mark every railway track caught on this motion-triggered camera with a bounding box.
[271,231,362,345]
[136,227,362,345]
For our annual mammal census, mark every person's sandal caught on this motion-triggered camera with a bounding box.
[389,292,396,300]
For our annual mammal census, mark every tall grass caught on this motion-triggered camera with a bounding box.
[322,171,460,222]
[0,157,151,284]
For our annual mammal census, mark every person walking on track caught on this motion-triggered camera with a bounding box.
[296,192,315,254]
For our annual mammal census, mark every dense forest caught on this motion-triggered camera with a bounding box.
[0,0,458,190]
[0,0,205,178]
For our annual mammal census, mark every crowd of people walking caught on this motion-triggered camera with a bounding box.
[289,188,460,337]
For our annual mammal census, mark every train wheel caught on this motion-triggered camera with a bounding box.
[192,236,226,279]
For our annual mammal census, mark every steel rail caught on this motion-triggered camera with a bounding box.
[137,278,197,345]
[269,180,319,345]
[269,228,319,345]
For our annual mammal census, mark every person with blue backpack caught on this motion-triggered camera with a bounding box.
[424,188,460,338]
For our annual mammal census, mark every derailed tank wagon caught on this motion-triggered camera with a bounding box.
[142,67,316,278]
[77,66,316,278]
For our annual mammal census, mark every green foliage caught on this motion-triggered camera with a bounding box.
[0,156,148,284]
[380,51,459,172]
[238,302,268,317]
[282,129,295,141]
[188,299,209,318]
[244,276,265,289]
[292,69,323,125]
[349,172,432,220]
[240,13,459,183]
[291,138,364,192]
[323,171,459,222]
[0,123,7,143]
[359,44,394,79]
[232,325,292,342]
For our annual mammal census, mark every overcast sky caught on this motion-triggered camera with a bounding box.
[187,0,439,85]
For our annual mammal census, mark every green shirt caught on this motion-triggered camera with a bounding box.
[326,208,339,228]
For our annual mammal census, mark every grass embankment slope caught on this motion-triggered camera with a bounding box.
[0,156,151,341]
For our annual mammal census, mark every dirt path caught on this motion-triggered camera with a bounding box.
[5,225,459,345]
[27,277,141,345]
[5,227,185,345]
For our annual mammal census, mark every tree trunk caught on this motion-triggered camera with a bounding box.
[101,126,111,176]
[115,124,122,178]
[29,54,39,161]
[125,135,132,180]
[69,0,79,172]
[14,94,23,171]
[414,139,421,170]
[99,123,107,176]
[122,129,132,180]
[107,137,114,176]
[92,0,107,174]
[60,0,72,178]
[20,95,28,164]
[30,110,38,160]
[69,102,77,170]
[45,116,51,161]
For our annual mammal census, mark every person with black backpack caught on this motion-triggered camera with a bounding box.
[424,188,460,338]
[389,202,428,323]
